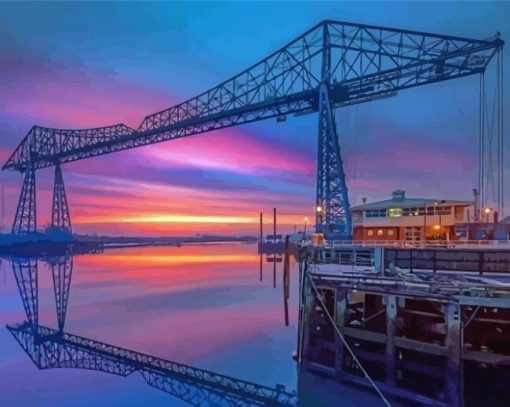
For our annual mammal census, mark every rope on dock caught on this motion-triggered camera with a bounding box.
[306,271,392,407]
[462,304,480,329]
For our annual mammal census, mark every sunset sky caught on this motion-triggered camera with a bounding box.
[0,2,508,236]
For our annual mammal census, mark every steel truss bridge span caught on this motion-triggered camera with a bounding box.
[2,20,504,237]
[8,323,296,406]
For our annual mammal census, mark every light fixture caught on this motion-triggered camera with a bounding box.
[433,224,440,230]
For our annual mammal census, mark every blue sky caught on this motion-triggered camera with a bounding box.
[0,1,508,235]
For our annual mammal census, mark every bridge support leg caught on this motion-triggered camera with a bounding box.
[51,256,73,331]
[51,164,72,232]
[315,82,351,239]
[12,258,38,326]
[12,165,37,235]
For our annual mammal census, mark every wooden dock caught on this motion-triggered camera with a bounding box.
[297,244,510,406]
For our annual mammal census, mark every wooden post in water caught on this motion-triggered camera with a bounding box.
[273,207,276,237]
[273,207,277,288]
[259,212,263,282]
[273,259,277,288]
[283,235,290,326]
[260,212,263,242]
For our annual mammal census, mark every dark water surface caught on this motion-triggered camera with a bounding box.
[0,243,299,406]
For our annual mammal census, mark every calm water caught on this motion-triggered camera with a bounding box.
[0,243,299,406]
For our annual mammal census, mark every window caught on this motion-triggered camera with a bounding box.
[388,230,394,236]
[367,230,374,236]
[366,209,386,218]
[388,208,403,217]
[377,229,384,236]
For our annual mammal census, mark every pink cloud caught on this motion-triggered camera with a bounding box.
[141,129,314,176]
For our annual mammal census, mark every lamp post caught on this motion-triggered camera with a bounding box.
[303,217,309,241]
[434,201,443,240]
[315,205,324,232]
[423,200,428,241]
[484,207,492,223]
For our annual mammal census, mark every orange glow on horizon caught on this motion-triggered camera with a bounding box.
[74,212,311,228]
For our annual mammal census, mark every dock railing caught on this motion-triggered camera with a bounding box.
[320,239,510,250]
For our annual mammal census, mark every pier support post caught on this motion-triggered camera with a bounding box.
[334,288,347,377]
[51,164,72,232]
[51,256,73,331]
[12,165,37,234]
[385,295,397,386]
[12,258,38,326]
[298,267,314,370]
[445,302,462,407]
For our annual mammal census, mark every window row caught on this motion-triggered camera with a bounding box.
[367,229,395,237]
[365,206,452,218]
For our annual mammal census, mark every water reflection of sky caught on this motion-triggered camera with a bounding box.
[0,243,298,406]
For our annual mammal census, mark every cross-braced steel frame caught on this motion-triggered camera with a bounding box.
[51,164,72,232]
[12,165,36,235]
[51,256,73,331]
[8,323,297,406]
[11,258,39,325]
[2,20,504,237]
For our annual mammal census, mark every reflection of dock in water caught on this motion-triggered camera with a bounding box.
[297,244,510,407]
[7,254,297,407]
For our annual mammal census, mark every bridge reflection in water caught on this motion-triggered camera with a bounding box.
[6,254,297,407]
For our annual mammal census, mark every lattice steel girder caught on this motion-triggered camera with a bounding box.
[142,370,265,407]
[12,165,36,234]
[7,323,297,406]
[11,258,39,326]
[315,83,351,237]
[8,323,137,376]
[51,164,72,232]
[51,256,73,331]
[2,20,503,172]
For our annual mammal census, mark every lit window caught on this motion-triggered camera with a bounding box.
[388,230,394,236]
[377,229,384,236]
[388,208,403,217]
[367,230,374,236]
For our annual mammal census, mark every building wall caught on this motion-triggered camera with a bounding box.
[353,213,458,228]
[353,225,457,241]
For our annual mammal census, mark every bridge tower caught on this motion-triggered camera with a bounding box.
[11,163,72,235]
[51,164,72,232]
[11,258,39,326]
[12,165,37,235]
[51,256,73,331]
[315,23,351,239]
